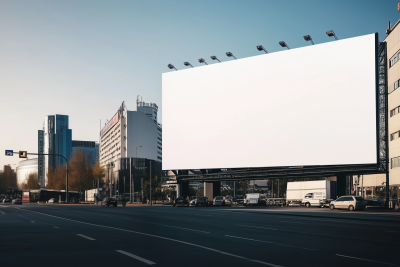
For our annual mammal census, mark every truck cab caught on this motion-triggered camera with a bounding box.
[302,192,326,207]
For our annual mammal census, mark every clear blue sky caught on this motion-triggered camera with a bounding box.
[0,0,398,168]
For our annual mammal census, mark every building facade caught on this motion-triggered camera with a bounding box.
[16,158,38,186]
[358,20,400,199]
[71,140,99,166]
[41,114,72,187]
[99,99,162,168]
[99,100,162,198]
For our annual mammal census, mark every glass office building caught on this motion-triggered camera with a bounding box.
[71,140,99,166]
[42,114,72,187]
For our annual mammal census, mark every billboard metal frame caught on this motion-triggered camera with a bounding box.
[163,33,388,182]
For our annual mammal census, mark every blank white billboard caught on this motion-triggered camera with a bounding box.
[162,33,377,170]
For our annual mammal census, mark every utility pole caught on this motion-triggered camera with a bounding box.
[130,158,132,203]
[19,152,69,202]
[150,161,152,206]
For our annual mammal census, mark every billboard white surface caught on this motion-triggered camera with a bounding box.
[162,33,377,170]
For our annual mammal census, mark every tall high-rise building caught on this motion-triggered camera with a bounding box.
[42,114,72,187]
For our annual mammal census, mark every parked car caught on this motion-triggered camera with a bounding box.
[12,199,22,205]
[194,196,208,207]
[213,196,231,206]
[233,195,245,205]
[190,197,197,206]
[244,193,266,206]
[173,197,189,207]
[3,198,11,203]
[48,198,58,203]
[330,196,366,211]
[101,197,117,207]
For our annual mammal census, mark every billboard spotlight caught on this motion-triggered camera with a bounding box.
[226,52,237,59]
[168,64,177,71]
[326,30,338,40]
[279,41,290,50]
[256,45,268,53]
[210,55,221,62]
[198,58,208,65]
[303,35,314,45]
[184,62,194,68]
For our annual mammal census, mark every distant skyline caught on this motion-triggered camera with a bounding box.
[0,0,399,168]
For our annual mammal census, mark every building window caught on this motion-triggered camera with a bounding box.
[392,157,400,169]
[391,131,400,141]
[390,50,400,68]
[390,106,400,117]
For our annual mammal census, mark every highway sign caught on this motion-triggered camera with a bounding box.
[5,150,13,156]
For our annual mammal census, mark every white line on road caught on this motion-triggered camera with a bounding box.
[21,208,282,267]
[77,234,96,241]
[30,221,35,223]
[280,221,304,224]
[116,250,156,265]
[225,235,316,251]
[236,224,277,231]
[0,211,4,214]
[336,254,400,266]
[53,226,58,228]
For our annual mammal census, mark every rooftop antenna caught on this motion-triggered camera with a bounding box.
[386,21,392,35]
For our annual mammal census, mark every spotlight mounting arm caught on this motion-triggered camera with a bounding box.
[184,62,194,68]
[303,35,314,45]
[226,52,237,59]
[256,45,268,53]
[210,55,221,62]
[198,58,208,65]
[326,30,338,40]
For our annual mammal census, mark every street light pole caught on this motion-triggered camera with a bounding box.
[150,160,152,206]
[130,158,132,203]
[24,152,69,203]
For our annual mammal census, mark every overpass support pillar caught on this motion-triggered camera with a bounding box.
[204,182,213,199]
[176,183,181,198]
[181,181,189,198]
[204,181,221,200]
[213,181,221,197]
[176,181,189,198]
[336,175,346,198]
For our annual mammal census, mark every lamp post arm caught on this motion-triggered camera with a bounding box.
[26,152,69,203]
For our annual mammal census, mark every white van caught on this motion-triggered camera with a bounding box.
[302,192,326,207]
[244,193,266,206]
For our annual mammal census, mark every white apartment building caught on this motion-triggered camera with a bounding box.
[99,99,162,171]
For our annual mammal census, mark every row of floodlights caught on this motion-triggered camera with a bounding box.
[168,30,338,70]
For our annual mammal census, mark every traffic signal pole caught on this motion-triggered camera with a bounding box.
[16,152,69,203]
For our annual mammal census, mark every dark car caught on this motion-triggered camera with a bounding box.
[2,198,11,203]
[12,199,22,205]
[101,197,117,207]
[173,197,189,207]
[194,196,208,207]
[233,195,245,205]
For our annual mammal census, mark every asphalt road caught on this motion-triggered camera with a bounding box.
[1,203,399,267]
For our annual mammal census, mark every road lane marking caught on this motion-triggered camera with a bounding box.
[0,211,4,214]
[336,254,400,266]
[77,234,96,241]
[279,221,304,224]
[225,235,316,251]
[116,250,155,265]
[236,224,277,231]
[100,215,210,234]
[21,208,282,267]
[30,221,35,223]
[53,226,59,228]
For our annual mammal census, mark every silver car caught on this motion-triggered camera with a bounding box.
[329,196,366,211]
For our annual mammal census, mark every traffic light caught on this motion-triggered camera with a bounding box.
[19,151,27,158]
